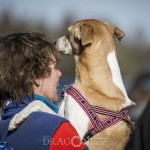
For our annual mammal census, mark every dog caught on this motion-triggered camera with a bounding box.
[55,19,135,150]
[9,19,135,150]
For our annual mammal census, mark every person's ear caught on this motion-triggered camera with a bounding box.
[34,79,40,87]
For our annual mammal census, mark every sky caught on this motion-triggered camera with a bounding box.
[0,0,150,45]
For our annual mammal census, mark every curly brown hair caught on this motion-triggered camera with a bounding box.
[0,32,60,104]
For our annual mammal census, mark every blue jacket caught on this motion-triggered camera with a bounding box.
[0,97,89,150]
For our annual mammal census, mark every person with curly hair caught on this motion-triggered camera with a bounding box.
[0,32,88,150]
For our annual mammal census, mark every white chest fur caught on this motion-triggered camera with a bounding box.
[58,92,89,139]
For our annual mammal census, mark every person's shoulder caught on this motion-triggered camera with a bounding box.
[20,112,70,136]
[28,111,69,124]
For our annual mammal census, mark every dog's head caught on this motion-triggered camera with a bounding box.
[55,19,135,110]
[55,19,125,55]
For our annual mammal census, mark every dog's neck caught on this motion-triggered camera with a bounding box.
[74,45,134,111]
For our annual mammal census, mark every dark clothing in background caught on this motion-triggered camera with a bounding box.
[125,100,150,150]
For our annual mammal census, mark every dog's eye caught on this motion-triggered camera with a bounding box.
[74,36,80,42]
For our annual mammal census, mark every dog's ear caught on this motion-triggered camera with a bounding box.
[81,23,93,46]
[106,23,125,41]
[114,27,125,41]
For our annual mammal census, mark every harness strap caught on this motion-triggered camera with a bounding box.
[91,105,128,118]
[66,86,103,132]
[83,108,132,142]
[92,105,134,127]
[62,85,133,142]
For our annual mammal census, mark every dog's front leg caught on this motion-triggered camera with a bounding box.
[8,100,56,131]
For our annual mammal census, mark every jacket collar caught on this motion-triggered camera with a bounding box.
[1,95,59,120]
[34,94,59,114]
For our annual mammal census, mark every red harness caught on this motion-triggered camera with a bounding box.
[61,85,134,142]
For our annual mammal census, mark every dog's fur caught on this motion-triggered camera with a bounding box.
[55,19,135,150]
[9,19,135,150]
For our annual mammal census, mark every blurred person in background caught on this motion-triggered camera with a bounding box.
[125,99,150,150]
[125,71,150,150]
[128,71,150,120]
[130,71,150,103]
[0,32,88,150]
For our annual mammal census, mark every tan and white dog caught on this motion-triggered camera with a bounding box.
[9,19,135,150]
[55,19,135,150]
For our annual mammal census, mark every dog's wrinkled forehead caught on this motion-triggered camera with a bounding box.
[67,20,125,42]
[68,21,83,32]
[68,21,84,40]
